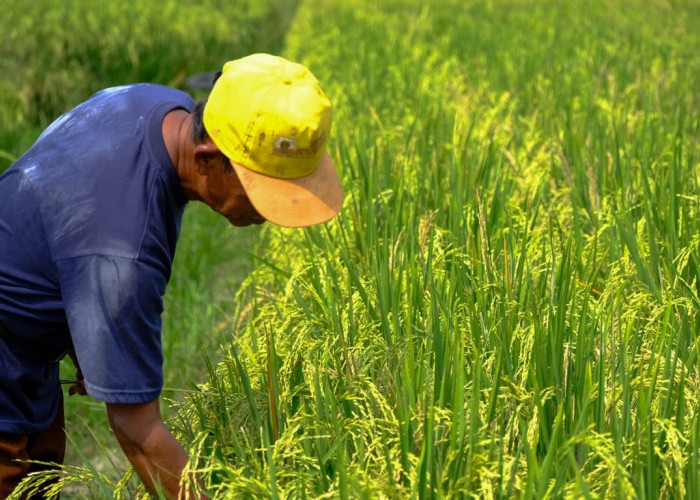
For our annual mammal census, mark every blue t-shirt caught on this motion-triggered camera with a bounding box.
[0,84,194,433]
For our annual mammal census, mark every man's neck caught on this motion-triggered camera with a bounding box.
[162,109,200,200]
[162,108,190,167]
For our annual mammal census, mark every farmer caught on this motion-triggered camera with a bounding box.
[0,53,343,498]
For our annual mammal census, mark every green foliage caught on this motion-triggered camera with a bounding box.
[0,0,298,169]
[5,0,700,497]
[170,0,700,498]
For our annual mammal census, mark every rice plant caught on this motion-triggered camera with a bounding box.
[4,0,700,497]
[172,0,700,498]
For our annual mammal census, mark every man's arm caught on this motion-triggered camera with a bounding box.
[106,400,194,499]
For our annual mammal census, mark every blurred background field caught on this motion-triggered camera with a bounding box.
[3,0,700,498]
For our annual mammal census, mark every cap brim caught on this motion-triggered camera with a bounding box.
[231,151,343,228]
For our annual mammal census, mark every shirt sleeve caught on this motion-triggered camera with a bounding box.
[55,254,167,403]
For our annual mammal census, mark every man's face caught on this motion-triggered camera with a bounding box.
[200,156,265,227]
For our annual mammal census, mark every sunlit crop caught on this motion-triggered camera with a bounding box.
[5,0,700,498]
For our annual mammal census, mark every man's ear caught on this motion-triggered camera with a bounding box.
[193,139,222,175]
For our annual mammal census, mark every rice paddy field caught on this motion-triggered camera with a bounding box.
[3,0,700,498]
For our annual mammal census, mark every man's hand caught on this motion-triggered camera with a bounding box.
[67,349,87,396]
[107,400,204,499]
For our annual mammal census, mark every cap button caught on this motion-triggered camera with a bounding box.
[283,78,292,85]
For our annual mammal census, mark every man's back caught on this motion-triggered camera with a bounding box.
[0,84,193,433]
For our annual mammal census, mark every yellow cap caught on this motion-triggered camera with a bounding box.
[203,53,343,227]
